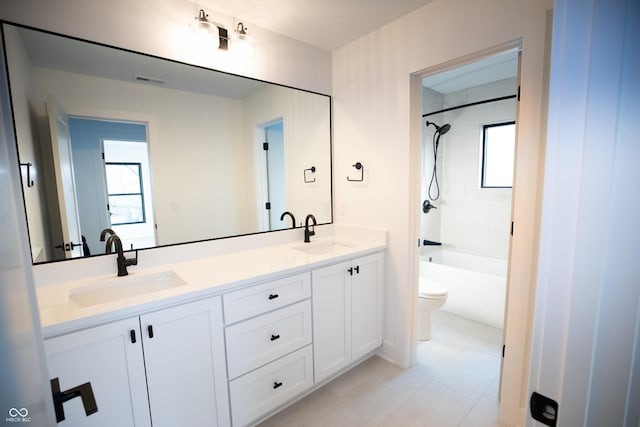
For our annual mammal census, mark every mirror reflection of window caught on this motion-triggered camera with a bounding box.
[105,163,145,225]
[481,122,516,188]
[103,140,156,252]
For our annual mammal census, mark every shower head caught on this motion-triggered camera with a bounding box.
[426,121,452,135]
[438,123,451,135]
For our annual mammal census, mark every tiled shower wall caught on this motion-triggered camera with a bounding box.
[423,78,517,260]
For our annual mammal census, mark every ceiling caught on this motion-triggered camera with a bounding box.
[422,49,520,94]
[199,0,437,51]
[15,25,268,99]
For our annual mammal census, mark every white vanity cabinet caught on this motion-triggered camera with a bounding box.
[44,296,230,427]
[223,272,314,427]
[312,252,384,383]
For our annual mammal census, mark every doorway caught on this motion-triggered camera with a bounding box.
[414,47,520,406]
[68,117,155,255]
[259,119,286,231]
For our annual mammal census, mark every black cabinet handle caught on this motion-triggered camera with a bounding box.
[273,381,283,389]
[355,265,360,274]
[130,330,136,343]
[268,293,279,300]
[270,334,281,341]
[50,377,98,423]
[148,325,154,338]
[347,267,353,276]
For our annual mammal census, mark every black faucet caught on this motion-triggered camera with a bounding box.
[101,232,137,276]
[99,228,116,241]
[280,211,296,229]
[304,214,317,243]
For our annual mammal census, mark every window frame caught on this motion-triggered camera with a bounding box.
[105,161,146,225]
[480,121,516,189]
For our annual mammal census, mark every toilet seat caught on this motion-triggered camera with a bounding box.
[418,279,448,298]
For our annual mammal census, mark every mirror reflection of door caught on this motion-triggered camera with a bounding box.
[68,118,155,255]
[264,121,286,230]
[45,96,83,259]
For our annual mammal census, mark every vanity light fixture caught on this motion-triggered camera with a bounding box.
[193,9,228,50]
[232,22,255,55]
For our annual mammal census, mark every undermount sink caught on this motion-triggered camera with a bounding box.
[293,241,354,256]
[70,271,187,307]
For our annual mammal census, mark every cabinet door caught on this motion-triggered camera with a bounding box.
[351,252,384,360]
[141,297,230,427]
[44,318,150,427]
[312,260,351,383]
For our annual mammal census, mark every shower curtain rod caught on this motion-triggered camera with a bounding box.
[422,94,517,118]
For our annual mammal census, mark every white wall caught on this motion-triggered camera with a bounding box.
[528,0,640,425]
[437,78,516,260]
[332,0,551,425]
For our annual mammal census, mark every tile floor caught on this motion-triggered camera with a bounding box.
[259,310,507,427]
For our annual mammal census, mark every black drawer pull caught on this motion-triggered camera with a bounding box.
[268,293,279,300]
[130,330,136,343]
[273,381,283,389]
[270,334,281,341]
[355,265,360,274]
[148,325,154,338]
[348,267,353,276]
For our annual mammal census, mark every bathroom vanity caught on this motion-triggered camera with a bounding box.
[37,230,385,426]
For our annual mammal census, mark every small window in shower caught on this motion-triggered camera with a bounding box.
[481,121,516,188]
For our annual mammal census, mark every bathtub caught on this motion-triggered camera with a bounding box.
[420,249,507,329]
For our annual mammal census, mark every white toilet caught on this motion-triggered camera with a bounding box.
[417,277,448,341]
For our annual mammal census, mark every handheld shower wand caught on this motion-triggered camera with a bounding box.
[425,121,452,201]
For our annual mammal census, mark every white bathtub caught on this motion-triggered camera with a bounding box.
[420,249,507,328]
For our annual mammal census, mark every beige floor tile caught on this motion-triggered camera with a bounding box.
[381,381,475,427]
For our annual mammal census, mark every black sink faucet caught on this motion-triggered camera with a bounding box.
[280,211,296,229]
[304,214,317,243]
[101,232,137,276]
[99,228,116,241]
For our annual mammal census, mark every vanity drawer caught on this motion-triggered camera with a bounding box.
[229,345,313,427]
[223,272,310,324]
[225,300,312,379]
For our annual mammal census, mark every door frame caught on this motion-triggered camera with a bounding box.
[408,39,539,425]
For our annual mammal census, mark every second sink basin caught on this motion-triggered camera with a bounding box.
[293,241,354,256]
[70,271,187,307]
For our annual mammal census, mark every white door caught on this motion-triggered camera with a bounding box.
[351,253,384,360]
[141,297,230,427]
[46,96,82,258]
[312,261,352,383]
[44,318,151,427]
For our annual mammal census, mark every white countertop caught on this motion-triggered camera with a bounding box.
[37,230,386,338]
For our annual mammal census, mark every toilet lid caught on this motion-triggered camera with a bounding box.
[418,279,448,298]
